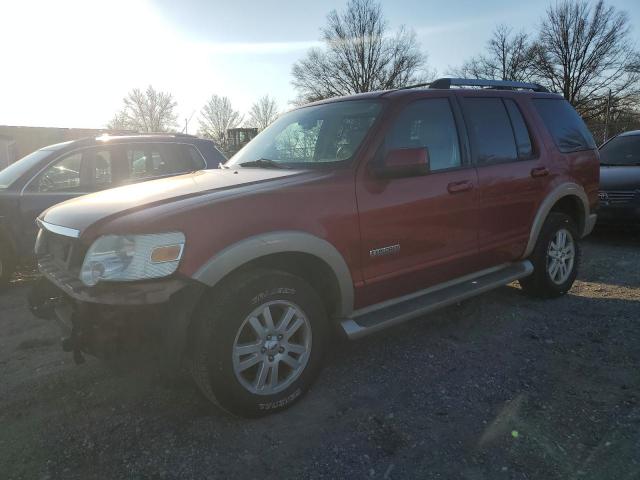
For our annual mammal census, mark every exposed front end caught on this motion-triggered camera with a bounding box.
[30,220,203,367]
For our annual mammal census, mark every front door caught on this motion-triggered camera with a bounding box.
[355,96,480,308]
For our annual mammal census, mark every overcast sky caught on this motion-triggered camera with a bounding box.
[1,0,638,130]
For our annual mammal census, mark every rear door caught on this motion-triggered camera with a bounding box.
[459,95,548,264]
[355,95,480,305]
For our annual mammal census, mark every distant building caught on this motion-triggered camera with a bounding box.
[225,127,258,156]
[0,134,17,169]
[0,125,131,166]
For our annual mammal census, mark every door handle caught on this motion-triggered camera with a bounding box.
[530,167,549,178]
[447,180,473,194]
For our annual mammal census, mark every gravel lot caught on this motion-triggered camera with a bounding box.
[1,230,639,480]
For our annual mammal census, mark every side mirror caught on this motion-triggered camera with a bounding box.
[371,147,430,179]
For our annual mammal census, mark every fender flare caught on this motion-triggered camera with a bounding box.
[522,182,593,258]
[192,231,354,317]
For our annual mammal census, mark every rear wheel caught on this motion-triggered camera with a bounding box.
[0,239,16,290]
[519,213,581,298]
[190,269,328,417]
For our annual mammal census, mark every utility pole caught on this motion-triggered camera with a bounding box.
[603,89,612,143]
[182,110,196,135]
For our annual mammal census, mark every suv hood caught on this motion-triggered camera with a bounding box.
[600,165,640,190]
[41,168,304,234]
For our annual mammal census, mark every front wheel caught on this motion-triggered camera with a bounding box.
[519,212,581,298]
[190,269,328,417]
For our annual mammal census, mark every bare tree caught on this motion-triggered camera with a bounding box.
[532,0,639,120]
[108,86,178,132]
[248,95,279,131]
[453,25,536,82]
[291,0,430,104]
[198,95,244,147]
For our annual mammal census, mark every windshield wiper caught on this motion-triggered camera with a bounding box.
[238,158,288,169]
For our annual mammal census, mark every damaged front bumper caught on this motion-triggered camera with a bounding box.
[29,265,204,369]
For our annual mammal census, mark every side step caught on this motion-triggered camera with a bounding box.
[341,261,533,340]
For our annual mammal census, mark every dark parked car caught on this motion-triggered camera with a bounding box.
[0,134,225,287]
[598,130,640,226]
[31,79,598,417]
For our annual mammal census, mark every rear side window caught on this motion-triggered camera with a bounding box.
[182,145,206,169]
[533,98,596,153]
[504,99,533,159]
[124,143,196,182]
[462,98,517,164]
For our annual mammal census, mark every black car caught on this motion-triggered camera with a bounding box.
[597,130,640,227]
[0,134,225,287]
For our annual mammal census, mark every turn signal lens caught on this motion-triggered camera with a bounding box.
[151,244,183,263]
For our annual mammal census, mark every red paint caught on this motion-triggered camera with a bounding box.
[67,88,599,311]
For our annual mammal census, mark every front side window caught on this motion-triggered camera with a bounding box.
[32,152,83,193]
[227,100,383,168]
[28,147,115,193]
[385,98,461,171]
[463,98,518,165]
[533,98,596,153]
[599,135,640,166]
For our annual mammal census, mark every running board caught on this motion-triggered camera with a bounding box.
[341,261,533,340]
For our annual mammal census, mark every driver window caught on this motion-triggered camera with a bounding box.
[31,152,84,193]
[387,98,461,171]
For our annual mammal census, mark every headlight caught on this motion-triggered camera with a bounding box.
[80,232,185,286]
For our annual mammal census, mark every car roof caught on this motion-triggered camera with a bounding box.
[303,84,560,108]
[617,130,640,137]
[51,133,212,150]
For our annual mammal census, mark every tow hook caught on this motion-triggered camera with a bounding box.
[61,336,86,364]
[62,321,85,365]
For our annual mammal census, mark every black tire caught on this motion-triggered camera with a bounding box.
[0,238,16,291]
[190,269,329,417]
[519,212,581,298]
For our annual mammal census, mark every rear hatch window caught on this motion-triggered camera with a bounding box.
[533,98,596,153]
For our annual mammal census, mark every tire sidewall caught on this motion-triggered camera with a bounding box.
[200,271,328,417]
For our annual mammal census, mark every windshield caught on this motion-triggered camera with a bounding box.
[0,149,53,188]
[599,134,640,166]
[227,100,383,168]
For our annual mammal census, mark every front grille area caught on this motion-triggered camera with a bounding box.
[36,229,85,286]
[600,190,638,205]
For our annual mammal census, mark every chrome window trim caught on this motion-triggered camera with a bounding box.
[37,219,80,238]
[20,141,208,195]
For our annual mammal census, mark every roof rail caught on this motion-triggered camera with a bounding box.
[428,78,549,93]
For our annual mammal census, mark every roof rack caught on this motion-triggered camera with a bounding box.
[428,78,549,93]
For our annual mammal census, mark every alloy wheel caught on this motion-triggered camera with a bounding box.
[546,228,575,285]
[232,300,312,395]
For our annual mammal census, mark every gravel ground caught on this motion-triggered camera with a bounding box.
[1,230,639,480]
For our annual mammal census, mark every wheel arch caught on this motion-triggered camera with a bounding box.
[523,183,591,259]
[192,231,354,318]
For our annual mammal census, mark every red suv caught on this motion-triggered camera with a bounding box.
[31,78,599,417]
